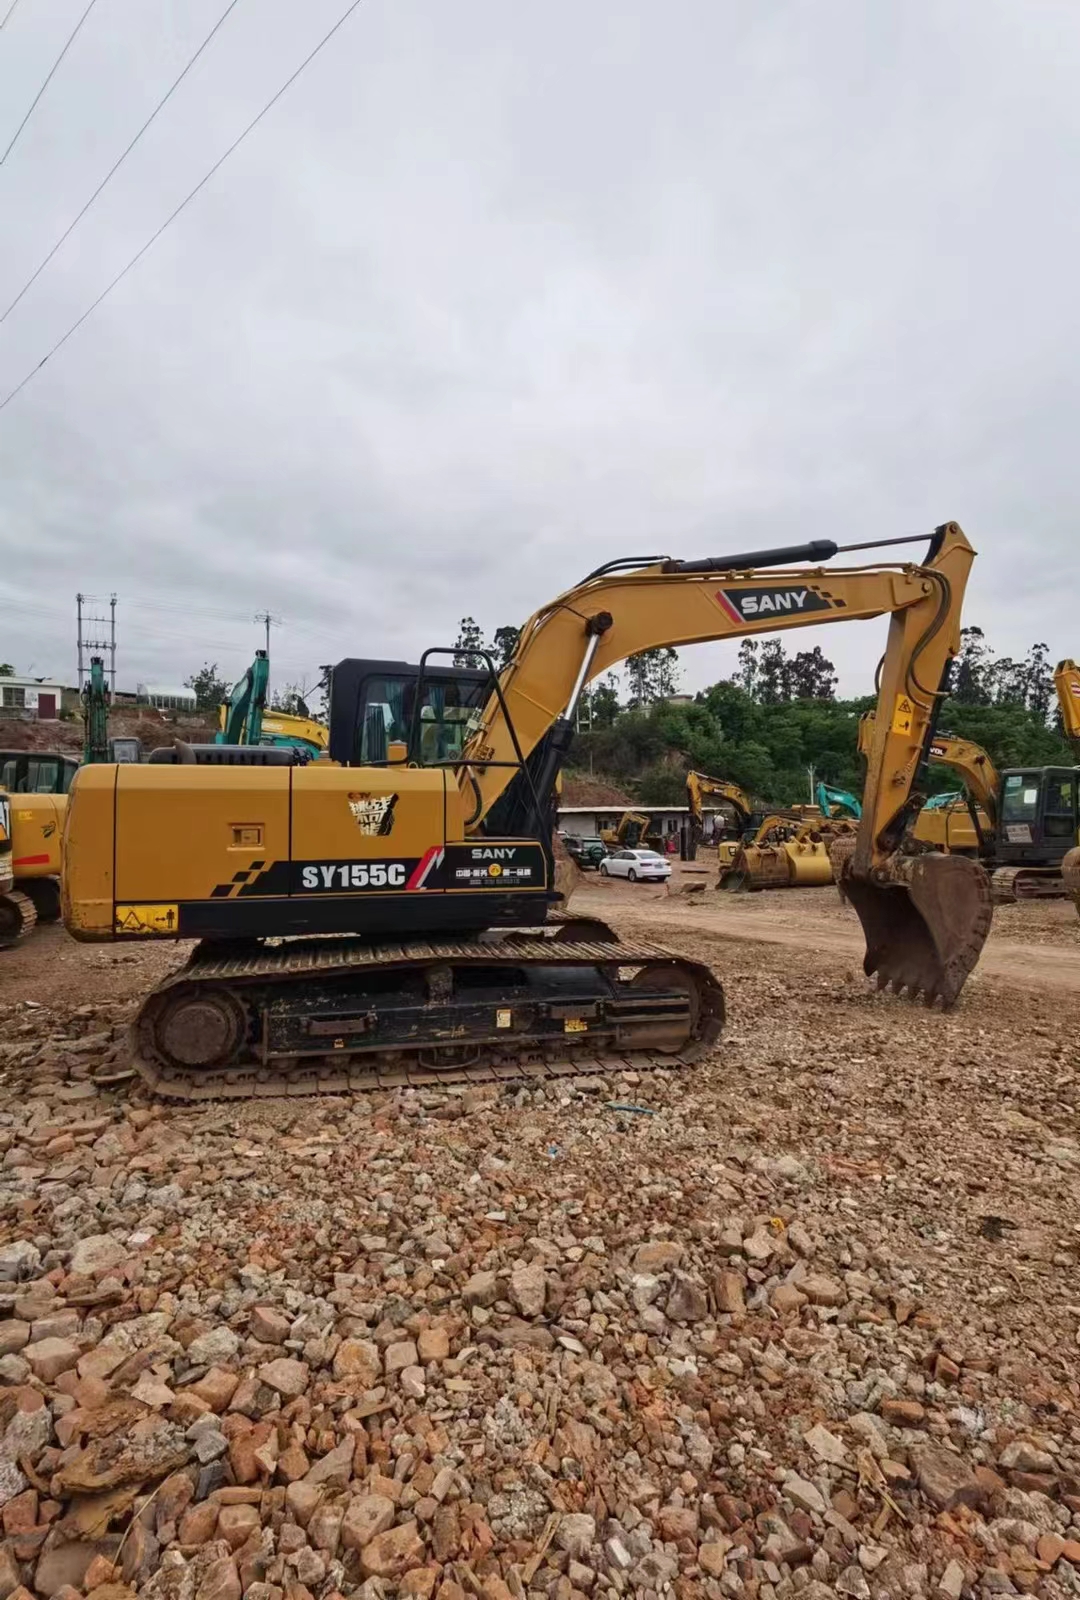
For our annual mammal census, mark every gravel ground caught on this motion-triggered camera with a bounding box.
[0,895,1078,1600]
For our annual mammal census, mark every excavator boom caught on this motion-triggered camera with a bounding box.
[1055,659,1080,750]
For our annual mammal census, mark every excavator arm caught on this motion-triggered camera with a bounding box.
[462,521,991,1003]
[686,771,754,828]
[1055,659,1080,750]
[217,652,270,747]
[859,712,999,830]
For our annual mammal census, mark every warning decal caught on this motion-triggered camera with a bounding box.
[890,694,915,736]
[115,903,179,935]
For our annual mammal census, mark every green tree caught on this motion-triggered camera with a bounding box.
[453,617,487,667]
[787,646,837,700]
[0,663,13,676]
[185,664,231,711]
[952,626,992,705]
[626,647,680,706]
[492,625,521,668]
[586,675,622,728]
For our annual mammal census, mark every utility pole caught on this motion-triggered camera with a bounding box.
[76,592,117,691]
[254,610,282,659]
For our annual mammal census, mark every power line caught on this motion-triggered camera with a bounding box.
[0,0,99,167]
[0,0,23,33]
[1,0,243,326]
[0,0,365,415]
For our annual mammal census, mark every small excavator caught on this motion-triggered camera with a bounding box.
[63,522,993,1098]
[683,771,836,888]
[218,652,328,759]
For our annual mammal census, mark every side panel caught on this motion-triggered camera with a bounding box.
[12,794,65,878]
[114,766,292,905]
[62,766,117,936]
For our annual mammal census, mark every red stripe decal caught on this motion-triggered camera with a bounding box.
[406,846,443,890]
[714,589,744,625]
[14,854,50,866]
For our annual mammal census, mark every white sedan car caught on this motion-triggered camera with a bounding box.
[599,848,672,883]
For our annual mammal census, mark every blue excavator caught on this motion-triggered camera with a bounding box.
[815,780,861,820]
[216,652,328,759]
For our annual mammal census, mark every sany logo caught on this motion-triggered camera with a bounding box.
[714,586,834,623]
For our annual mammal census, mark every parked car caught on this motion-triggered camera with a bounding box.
[563,834,607,871]
[598,848,672,883]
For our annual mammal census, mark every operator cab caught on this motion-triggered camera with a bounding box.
[998,768,1079,863]
[328,658,492,767]
[0,752,80,794]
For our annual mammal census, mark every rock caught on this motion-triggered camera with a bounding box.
[332,1338,381,1384]
[359,1520,423,1578]
[880,1399,926,1427]
[657,1505,698,1541]
[461,1271,497,1308]
[35,1541,101,1595]
[384,1339,418,1375]
[187,1327,241,1367]
[665,1272,707,1322]
[0,1545,21,1600]
[698,1539,732,1577]
[179,1503,219,1546]
[0,1322,29,1357]
[742,1225,775,1262]
[909,1441,983,1511]
[417,1327,449,1363]
[509,1259,546,1317]
[1037,1533,1065,1565]
[555,1513,596,1559]
[257,1357,309,1398]
[787,1220,815,1256]
[0,1242,41,1283]
[23,1336,79,1382]
[783,1473,827,1516]
[69,1234,126,1277]
[771,1283,807,1314]
[189,1368,239,1412]
[805,1423,847,1465]
[938,1559,965,1598]
[217,1504,259,1551]
[193,1555,241,1600]
[400,1364,426,1399]
[713,1270,745,1314]
[632,1241,681,1272]
[999,1440,1055,1474]
[248,1306,291,1344]
[342,1495,396,1552]
[304,1438,353,1489]
[800,1274,846,1306]
[835,1566,871,1599]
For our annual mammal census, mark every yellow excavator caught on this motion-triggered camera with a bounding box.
[599,810,662,852]
[685,772,754,853]
[859,710,1079,904]
[62,522,992,1098]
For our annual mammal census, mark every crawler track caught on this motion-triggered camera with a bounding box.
[131,919,725,1100]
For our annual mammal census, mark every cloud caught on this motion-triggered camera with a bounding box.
[0,0,1076,701]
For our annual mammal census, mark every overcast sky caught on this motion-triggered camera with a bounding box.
[0,0,1077,702]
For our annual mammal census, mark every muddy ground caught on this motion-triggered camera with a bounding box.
[0,880,1078,1600]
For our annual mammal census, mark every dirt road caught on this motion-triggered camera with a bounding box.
[574,880,1080,995]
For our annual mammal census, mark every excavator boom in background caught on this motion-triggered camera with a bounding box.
[63,522,992,1099]
[218,652,328,758]
[1055,659,1080,750]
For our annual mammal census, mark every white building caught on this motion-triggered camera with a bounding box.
[556,803,735,841]
[137,684,197,712]
[0,675,65,720]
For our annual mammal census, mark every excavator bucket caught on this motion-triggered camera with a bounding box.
[1063,846,1080,919]
[831,839,992,1007]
